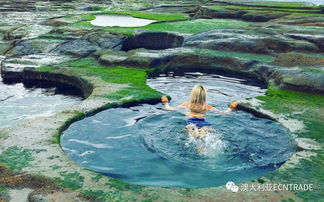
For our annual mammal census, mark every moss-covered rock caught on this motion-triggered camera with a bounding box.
[272,53,324,67]
[241,11,289,22]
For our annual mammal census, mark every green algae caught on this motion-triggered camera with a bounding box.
[71,17,251,35]
[54,112,86,145]
[0,146,34,172]
[100,11,188,21]
[91,174,103,182]
[254,86,324,201]
[87,6,106,11]
[82,179,143,201]
[57,171,84,190]
[100,18,251,35]
[265,152,324,200]
[256,86,324,141]
[0,184,8,198]
[82,189,128,201]
[107,178,143,193]
[61,58,163,101]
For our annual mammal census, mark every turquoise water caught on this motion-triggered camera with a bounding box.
[61,73,295,188]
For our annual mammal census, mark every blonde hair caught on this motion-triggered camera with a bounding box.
[189,85,207,113]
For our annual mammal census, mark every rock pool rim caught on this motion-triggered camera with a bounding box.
[1,68,93,99]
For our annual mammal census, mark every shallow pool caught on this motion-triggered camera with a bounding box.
[61,73,295,188]
[0,56,82,128]
[90,15,156,27]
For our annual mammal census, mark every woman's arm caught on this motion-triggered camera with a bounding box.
[161,96,187,111]
[209,102,238,115]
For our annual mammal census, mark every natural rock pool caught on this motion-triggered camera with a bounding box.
[0,56,82,128]
[90,15,156,27]
[61,73,295,188]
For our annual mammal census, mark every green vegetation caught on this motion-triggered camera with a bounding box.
[0,146,34,171]
[60,58,162,102]
[256,86,324,141]
[0,184,8,201]
[53,112,85,144]
[88,6,106,11]
[266,152,324,200]
[57,171,84,190]
[82,189,127,201]
[94,18,251,35]
[192,49,275,63]
[107,178,142,193]
[101,11,188,21]
[91,174,103,182]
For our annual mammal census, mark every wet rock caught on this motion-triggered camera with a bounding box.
[83,30,126,49]
[51,30,126,57]
[28,190,90,202]
[269,68,324,94]
[4,25,28,41]
[0,41,13,54]
[122,31,184,51]
[98,49,164,68]
[23,68,92,98]
[272,53,324,67]
[287,40,320,52]
[1,54,71,83]
[241,11,288,22]
[45,27,89,40]
[184,29,267,53]
[271,15,324,26]
[43,17,76,27]
[51,39,99,57]
[7,39,63,56]
[184,29,293,54]
[163,52,250,73]
[285,33,324,51]
[98,48,253,73]
[144,5,198,14]
[0,0,37,12]
[189,6,246,19]
[185,29,321,54]
[296,138,321,151]
[98,50,129,66]
[1,57,38,83]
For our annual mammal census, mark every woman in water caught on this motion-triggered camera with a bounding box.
[161,85,238,140]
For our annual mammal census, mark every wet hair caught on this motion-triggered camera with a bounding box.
[189,85,207,113]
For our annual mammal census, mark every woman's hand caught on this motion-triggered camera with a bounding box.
[229,101,238,109]
[161,96,169,104]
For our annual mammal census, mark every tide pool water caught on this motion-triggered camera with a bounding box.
[61,73,295,188]
[91,15,156,27]
[0,56,82,128]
